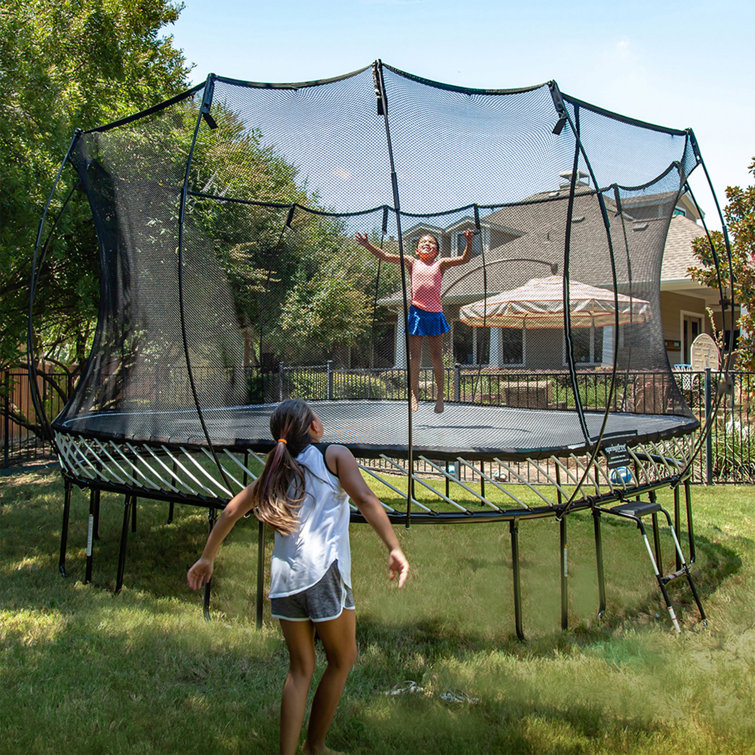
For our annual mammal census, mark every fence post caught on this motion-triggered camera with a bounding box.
[705,368,713,485]
[327,360,334,400]
[278,363,284,402]
[453,363,461,403]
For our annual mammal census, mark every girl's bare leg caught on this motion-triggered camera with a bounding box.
[303,609,357,754]
[408,335,422,411]
[279,620,316,755]
[428,334,445,413]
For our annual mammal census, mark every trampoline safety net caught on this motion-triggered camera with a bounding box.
[50,62,707,461]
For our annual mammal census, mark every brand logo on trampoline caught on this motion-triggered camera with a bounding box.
[604,443,631,467]
[604,443,628,455]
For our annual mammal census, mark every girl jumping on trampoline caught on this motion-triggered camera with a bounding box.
[355,228,475,413]
[187,399,409,755]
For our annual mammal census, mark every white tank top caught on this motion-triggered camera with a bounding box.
[269,445,352,598]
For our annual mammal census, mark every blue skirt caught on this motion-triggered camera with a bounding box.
[408,305,450,337]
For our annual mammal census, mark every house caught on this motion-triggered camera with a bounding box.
[378,177,723,372]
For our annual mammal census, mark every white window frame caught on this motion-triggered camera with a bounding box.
[563,324,603,366]
[680,310,704,364]
[492,325,525,367]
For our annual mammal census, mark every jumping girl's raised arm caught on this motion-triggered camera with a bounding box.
[354,232,412,269]
[439,227,475,272]
[325,444,409,588]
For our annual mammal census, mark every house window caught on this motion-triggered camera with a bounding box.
[453,322,490,365]
[673,207,687,217]
[564,326,603,365]
[456,229,483,256]
[499,328,524,365]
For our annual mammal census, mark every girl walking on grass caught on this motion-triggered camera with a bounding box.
[187,399,409,755]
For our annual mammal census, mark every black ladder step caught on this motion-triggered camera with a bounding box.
[609,500,661,518]
[660,566,692,584]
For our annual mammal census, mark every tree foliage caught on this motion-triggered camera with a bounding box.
[0,0,190,370]
[689,156,755,370]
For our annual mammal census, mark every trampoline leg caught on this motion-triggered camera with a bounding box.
[592,509,606,618]
[167,501,175,524]
[651,511,663,573]
[85,488,97,584]
[509,519,524,641]
[92,488,100,540]
[256,519,266,629]
[673,486,682,571]
[202,507,216,621]
[131,496,137,533]
[560,516,568,631]
[115,494,133,594]
[685,480,697,564]
[59,478,72,578]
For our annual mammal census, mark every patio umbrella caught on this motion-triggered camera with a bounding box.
[459,275,651,329]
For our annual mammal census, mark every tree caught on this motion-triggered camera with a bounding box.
[0,0,190,372]
[689,156,755,370]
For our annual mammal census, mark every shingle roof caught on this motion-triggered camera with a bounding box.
[379,191,707,305]
[660,214,706,281]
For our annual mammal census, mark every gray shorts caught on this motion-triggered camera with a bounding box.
[270,560,354,623]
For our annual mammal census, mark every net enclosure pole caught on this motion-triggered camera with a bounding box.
[373,60,415,526]
[176,74,233,497]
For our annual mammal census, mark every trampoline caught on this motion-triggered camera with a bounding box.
[57,400,697,460]
[30,61,734,634]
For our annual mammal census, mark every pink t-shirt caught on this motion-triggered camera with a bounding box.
[411,259,443,312]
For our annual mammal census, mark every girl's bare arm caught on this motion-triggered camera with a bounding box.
[354,232,411,269]
[326,444,409,587]
[440,227,475,271]
[186,483,257,589]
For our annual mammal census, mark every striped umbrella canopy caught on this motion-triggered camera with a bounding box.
[459,275,651,329]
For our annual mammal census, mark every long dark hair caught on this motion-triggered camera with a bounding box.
[251,400,316,535]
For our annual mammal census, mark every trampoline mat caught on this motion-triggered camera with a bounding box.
[56,400,698,460]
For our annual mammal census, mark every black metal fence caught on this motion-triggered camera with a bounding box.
[1,368,69,468]
[4,366,754,483]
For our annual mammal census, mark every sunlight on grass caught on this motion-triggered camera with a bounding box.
[1,468,754,753]
[0,608,65,645]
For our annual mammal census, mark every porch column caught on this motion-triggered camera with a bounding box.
[602,326,614,367]
[489,326,502,368]
[394,311,406,368]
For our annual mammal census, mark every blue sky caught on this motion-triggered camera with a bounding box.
[167,0,754,221]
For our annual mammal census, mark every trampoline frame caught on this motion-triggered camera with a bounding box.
[54,425,700,637]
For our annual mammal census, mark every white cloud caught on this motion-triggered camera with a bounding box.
[333,167,353,182]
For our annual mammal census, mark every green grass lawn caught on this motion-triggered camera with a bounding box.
[1,466,753,754]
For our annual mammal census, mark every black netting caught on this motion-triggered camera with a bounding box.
[52,63,709,458]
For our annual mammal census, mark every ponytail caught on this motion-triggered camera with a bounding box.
[251,400,316,535]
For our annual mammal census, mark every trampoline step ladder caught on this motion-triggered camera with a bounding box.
[596,498,706,632]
